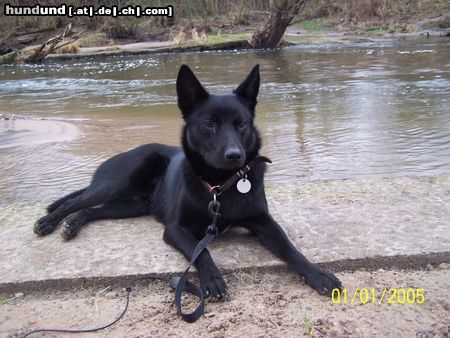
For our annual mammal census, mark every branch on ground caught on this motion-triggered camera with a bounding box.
[21,23,83,63]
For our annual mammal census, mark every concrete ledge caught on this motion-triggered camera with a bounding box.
[1,175,449,294]
[1,252,448,294]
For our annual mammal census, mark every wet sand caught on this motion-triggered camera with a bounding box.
[0,115,80,149]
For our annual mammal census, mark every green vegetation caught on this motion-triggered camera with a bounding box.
[298,299,314,336]
[198,32,250,44]
[295,19,325,31]
[420,20,434,29]
[303,313,313,336]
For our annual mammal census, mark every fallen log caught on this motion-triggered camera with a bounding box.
[22,23,82,63]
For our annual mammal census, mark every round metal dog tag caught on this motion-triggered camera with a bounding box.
[236,178,251,194]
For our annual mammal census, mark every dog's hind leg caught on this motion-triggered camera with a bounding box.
[46,188,87,213]
[34,188,108,236]
[61,197,150,240]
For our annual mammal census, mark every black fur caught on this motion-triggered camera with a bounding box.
[34,64,342,297]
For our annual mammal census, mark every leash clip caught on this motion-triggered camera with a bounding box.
[207,200,220,236]
[209,185,222,197]
[208,200,221,216]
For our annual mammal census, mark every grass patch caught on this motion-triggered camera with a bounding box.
[365,23,388,31]
[420,20,434,29]
[295,19,326,31]
[298,299,314,336]
[202,32,251,44]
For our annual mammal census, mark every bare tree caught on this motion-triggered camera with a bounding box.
[250,0,305,49]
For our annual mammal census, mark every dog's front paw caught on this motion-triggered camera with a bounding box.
[33,215,59,236]
[305,267,342,296]
[198,265,228,299]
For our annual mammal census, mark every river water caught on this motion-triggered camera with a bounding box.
[0,38,449,204]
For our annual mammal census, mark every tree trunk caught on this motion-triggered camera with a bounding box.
[250,10,294,49]
[250,0,304,49]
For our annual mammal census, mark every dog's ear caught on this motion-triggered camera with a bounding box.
[233,64,260,111]
[177,64,209,117]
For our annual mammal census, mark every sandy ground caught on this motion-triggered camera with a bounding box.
[1,266,449,338]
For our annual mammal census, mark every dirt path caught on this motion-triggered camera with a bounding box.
[2,266,449,337]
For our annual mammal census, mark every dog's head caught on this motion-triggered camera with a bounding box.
[177,64,261,174]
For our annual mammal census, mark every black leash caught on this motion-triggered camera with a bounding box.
[169,199,221,323]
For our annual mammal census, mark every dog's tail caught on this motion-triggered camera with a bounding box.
[47,188,87,213]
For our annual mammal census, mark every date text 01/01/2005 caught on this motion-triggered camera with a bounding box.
[331,288,425,304]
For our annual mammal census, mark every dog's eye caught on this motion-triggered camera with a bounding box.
[237,122,247,130]
[203,120,215,130]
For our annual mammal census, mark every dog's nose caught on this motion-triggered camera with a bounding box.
[225,149,242,162]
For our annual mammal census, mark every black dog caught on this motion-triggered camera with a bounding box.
[34,64,342,298]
